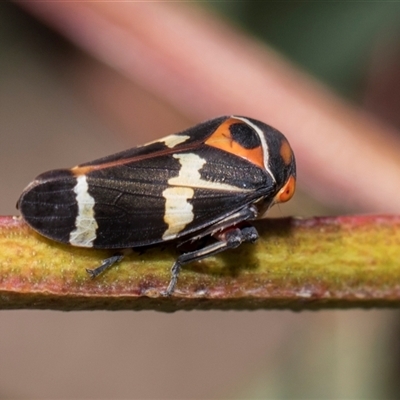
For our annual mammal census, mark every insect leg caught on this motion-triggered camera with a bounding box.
[182,204,259,244]
[86,254,124,278]
[163,224,259,296]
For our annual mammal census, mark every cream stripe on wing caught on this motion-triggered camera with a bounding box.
[147,134,190,149]
[69,175,98,247]
[168,153,249,191]
[162,152,249,240]
[162,187,194,240]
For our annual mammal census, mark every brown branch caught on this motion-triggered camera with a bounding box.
[1,215,400,311]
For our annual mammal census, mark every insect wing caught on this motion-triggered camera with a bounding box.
[80,144,274,248]
[18,115,285,249]
[77,117,227,168]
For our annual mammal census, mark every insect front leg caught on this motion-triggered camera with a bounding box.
[163,223,259,296]
[86,253,126,278]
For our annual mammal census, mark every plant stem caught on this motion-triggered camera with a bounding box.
[1,215,399,311]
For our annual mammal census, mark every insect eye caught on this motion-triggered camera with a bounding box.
[275,175,296,203]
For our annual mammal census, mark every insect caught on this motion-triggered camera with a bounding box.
[17,116,296,295]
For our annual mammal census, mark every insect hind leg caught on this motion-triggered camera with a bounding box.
[163,224,259,296]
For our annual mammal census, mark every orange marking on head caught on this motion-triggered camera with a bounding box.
[280,139,293,166]
[275,175,296,203]
[205,118,264,169]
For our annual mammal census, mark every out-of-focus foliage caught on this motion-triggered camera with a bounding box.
[209,2,400,100]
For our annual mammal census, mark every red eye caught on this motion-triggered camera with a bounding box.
[275,175,296,203]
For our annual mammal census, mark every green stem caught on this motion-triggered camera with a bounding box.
[1,215,400,311]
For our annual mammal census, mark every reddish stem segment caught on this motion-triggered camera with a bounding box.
[1,215,399,310]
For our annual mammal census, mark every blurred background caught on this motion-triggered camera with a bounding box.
[1,1,400,398]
